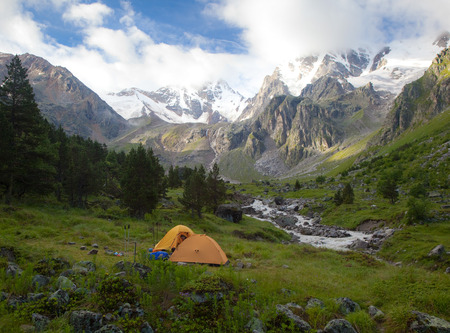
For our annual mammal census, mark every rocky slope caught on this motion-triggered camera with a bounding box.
[103,80,248,124]
[0,52,129,143]
[377,48,450,144]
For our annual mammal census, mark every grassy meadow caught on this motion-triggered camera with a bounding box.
[0,190,449,332]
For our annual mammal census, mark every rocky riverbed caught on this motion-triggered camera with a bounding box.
[242,198,396,253]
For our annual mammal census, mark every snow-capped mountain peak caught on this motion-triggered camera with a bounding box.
[103,80,248,124]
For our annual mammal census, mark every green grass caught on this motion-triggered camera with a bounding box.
[218,149,265,182]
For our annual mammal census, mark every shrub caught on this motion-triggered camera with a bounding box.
[95,277,137,312]
[346,310,376,333]
[406,197,430,224]
[315,175,326,184]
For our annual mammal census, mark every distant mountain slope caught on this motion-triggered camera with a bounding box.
[0,52,129,143]
[377,48,450,144]
[103,81,248,124]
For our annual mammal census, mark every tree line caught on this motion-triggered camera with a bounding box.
[0,55,226,218]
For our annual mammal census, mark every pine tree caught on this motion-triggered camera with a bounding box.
[179,166,207,218]
[333,189,343,206]
[120,144,165,218]
[206,163,227,213]
[377,172,399,204]
[342,183,354,204]
[0,55,55,203]
[294,179,301,191]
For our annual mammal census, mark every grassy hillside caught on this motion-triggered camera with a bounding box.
[0,192,449,332]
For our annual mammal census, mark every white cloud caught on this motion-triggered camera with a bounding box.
[0,0,448,100]
[63,2,113,27]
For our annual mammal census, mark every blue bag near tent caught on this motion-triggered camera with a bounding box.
[148,248,170,260]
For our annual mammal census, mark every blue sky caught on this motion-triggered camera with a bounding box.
[0,0,448,97]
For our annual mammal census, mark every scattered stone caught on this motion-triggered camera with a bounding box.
[0,291,8,302]
[32,313,50,332]
[68,242,76,245]
[72,261,96,274]
[56,276,76,291]
[428,191,442,198]
[80,246,87,250]
[95,324,123,333]
[275,216,297,228]
[335,297,361,315]
[349,240,370,250]
[394,262,402,267]
[6,262,23,277]
[48,289,70,308]
[368,305,384,320]
[409,311,450,332]
[27,293,45,302]
[70,310,103,333]
[104,246,108,250]
[274,197,284,205]
[246,262,252,269]
[428,244,445,257]
[60,269,76,277]
[92,244,99,248]
[282,264,290,269]
[276,304,311,332]
[245,317,266,333]
[446,267,450,274]
[324,319,357,333]
[113,261,151,278]
[32,275,50,288]
[105,250,115,255]
[88,249,98,255]
[285,302,303,312]
[235,261,244,270]
[140,321,154,333]
[306,298,325,309]
[115,272,126,277]
[0,246,16,262]
[281,288,295,296]
[215,204,243,223]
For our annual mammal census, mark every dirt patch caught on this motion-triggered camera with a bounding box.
[356,220,386,231]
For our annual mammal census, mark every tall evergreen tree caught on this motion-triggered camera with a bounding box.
[342,183,354,204]
[0,55,55,203]
[206,163,227,213]
[179,166,207,218]
[120,144,165,218]
[377,172,399,204]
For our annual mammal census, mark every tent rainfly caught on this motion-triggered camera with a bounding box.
[169,234,229,265]
[152,225,195,252]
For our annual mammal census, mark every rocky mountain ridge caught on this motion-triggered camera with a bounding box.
[0,52,129,143]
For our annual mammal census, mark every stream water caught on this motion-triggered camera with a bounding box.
[244,199,393,252]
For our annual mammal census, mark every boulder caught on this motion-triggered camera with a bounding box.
[276,304,311,332]
[72,261,96,274]
[335,297,361,315]
[215,204,243,223]
[56,276,76,291]
[428,244,445,257]
[245,317,266,333]
[324,319,357,333]
[48,289,70,308]
[306,298,325,309]
[275,216,297,228]
[95,325,123,333]
[368,305,384,320]
[32,313,50,332]
[409,311,450,332]
[6,262,23,277]
[70,310,103,333]
[274,197,284,205]
[140,321,154,333]
[32,275,50,288]
[88,249,98,255]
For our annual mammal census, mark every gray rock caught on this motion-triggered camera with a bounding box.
[349,240,369,250]
[274,197,284,205]
[428,191,441,198]
[88,249,98,255]
[72,261,96,273]
[306,298,325,309]
[0,291,8,301]
[324,319,357,333]
[368,305,384,320]
[68,242,76,245]
[27,293,45,302]
[285,302,303,311]
[60,269,76,277]
[6,262,23,277]
[48,289,70,308]
[32,313,50,332]
[32,275,50,288]
[140,321,154,333]
[245,317,266,333]
[276,216,297,228]
[80,246,87,250]
[56,276,76,291]
[92,244,99,248]
[409,311,450,332]
[428,244,445,257]
[336,297,361,315]
[446,267,450,274]
[70,310,103,333]
[276,304,311,332]
[215,204,243,223]
[95,325,123,333]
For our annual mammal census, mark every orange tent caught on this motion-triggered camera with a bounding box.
[153,225,195,252]
[169,234,229,265]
